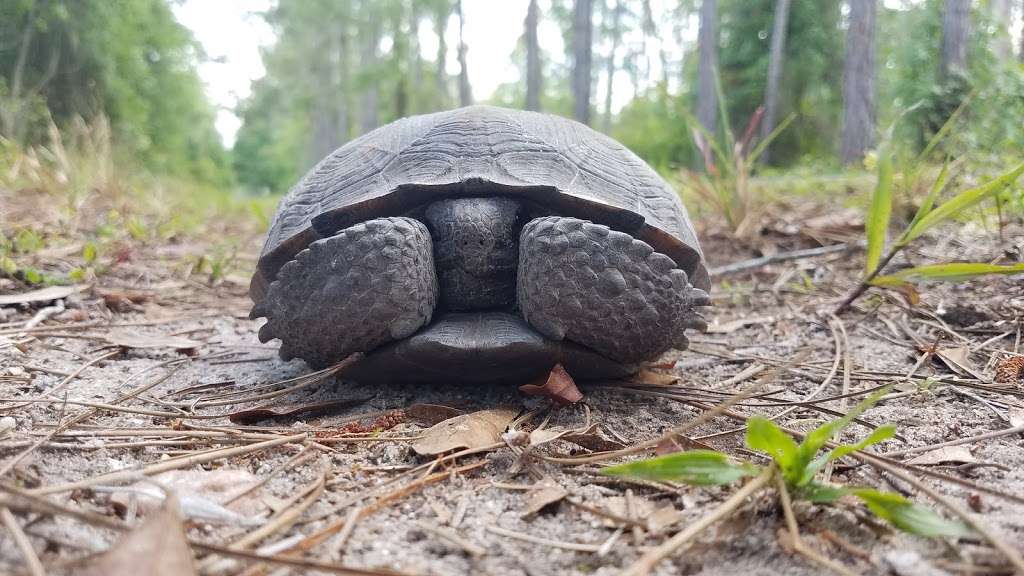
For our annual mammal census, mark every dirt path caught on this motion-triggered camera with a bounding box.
[1,212,1022,576]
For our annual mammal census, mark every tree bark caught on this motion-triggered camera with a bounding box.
[456,0,473,107]
[989,0,1012,62]
[696,0,718,139]
[602,0,623,133]
[434,6,449,108]
[525,0,542,111]
[840,0,877,165]
[360,15,380,134]
[572,0,593,125]
[940,0,970,79]
[759,0,791,164]
[1020,0,1024,63]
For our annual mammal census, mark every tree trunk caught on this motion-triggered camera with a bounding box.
[989,0,1012,61]
[525,0,542,111]
[360,15,380,134]
[840,0,876,165]
[572,0,593,125]
[696,0,718,139]
[602,0,622,133]
[434,6,449,109]
[456,0,473,106]
[759,0,791,164]
[940,0,970,79]
[337,24,350,144]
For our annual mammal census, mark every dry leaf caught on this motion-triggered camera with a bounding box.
[108,469,264,523]
[706,316,774,334]
[106,330,203,351]
[519,364,583,405]
[655,434,715,456]
[227,397,370,424]
[522,477,568,517]
[561,432,626,453]
[906,445,976,466]
[1009,408,1024,428]
[529,428,566,446]
[412,408,517,456]
[0,284,86,307]
[406,404,462,427]
[82,496,196,576]
[632,369,678,386]
[929,345,981,378]
[603,494,656,527]
[647,505,682,532]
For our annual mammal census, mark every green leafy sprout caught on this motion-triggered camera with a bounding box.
[835,98,1024,313]
[601,386,971,539]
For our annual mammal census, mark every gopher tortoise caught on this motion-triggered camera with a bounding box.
[250,105,710,385]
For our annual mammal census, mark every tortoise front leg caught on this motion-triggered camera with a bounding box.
[252,217,438,368]
[517,216,709,364]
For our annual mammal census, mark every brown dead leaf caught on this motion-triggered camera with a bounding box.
[97,288,152,312]
[647,505,682,533]
[655,434,715,456]
[603,494,656,527]
[412,408,517,456]
[406,404,463,427]
[522,477,568,517]
[561,432,626,453]
[932,346,975,377]
[227,397,371,424]
[706,316,774,334]
[106,330,203,351]
[906,445,976,466]
[1009,408,1024,428]
[632,369,678,386]
[82,496,196,576]
[0,284,87,307]
[518,364,583,405]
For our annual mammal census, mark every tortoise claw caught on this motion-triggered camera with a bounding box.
[690,288,711,308]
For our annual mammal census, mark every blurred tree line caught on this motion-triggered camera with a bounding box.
[0,0,231,186]
[234,0,1024,194]
[2,0,1022,196]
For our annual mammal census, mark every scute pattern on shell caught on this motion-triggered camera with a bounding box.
[258,106,705,291]
[518,216,704,364]
[255,217,438,367]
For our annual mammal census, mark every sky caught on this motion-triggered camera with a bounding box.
[172,0,681,147]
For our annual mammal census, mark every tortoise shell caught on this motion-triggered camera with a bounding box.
[251,105,707,301]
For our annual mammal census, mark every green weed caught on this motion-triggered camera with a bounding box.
[602,386,970,539]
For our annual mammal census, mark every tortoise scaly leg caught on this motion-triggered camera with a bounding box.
[252,217,438,367]
[517,216,709,364]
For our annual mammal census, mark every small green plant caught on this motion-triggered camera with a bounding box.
[835,100,1024,313]
[679,71,796,237]
[602,386,970,540]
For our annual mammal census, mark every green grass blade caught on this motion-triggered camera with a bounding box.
[600,450,758,485]
[897,160,951,246]
[795,386,892,485]
[864,143,894,275]
[875,262,1024,283]
[713,66,734,153]
[748,112,797,165]
[745,417,799,476]
[801,424,896,484]
[853,489,972,538]
[800,482,850,504]
[914,92,973,166]
[903,161,1024,243]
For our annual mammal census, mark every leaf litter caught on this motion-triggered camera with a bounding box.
[1,199,1024,576]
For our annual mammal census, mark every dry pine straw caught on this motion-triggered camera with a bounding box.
[0,226,1022,575]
